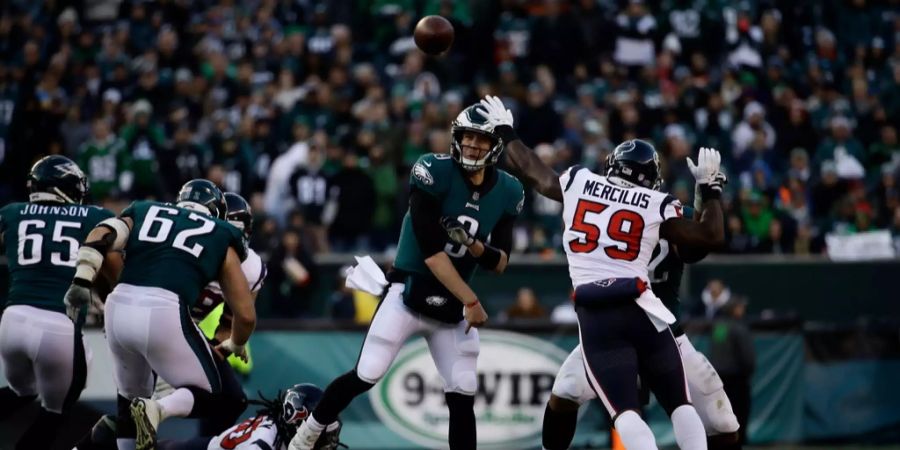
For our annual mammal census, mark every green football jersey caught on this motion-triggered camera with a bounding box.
[393,153,524,322]
[0,202,114,313]
[118,201,246,307]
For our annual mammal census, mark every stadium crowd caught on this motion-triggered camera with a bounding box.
[0,0,898,265]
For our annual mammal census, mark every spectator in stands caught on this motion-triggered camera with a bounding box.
[120,99,166,198]
[697,279,732,320]
[268,228,318,318]
[289,145,330,254]
[732,101,776,160]
[327,152,375,252]
[502,287,547,322]
[709,296,755,445]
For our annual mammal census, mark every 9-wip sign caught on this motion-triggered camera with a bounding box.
[370,330,569,449]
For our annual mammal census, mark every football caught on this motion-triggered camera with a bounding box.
[414,15,454,55]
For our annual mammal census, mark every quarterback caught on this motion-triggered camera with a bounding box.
[290,104,525,450]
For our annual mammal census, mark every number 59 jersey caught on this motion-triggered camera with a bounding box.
[0,202,114,313]
[559,167,683,288]
[118,200,246,307]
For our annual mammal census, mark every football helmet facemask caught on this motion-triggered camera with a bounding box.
[450,105,504,171]
[224,192,253,238]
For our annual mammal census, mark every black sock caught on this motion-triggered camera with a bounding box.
[183,386,222,419]
[0,387,37,420]
[116,395,137,439]
[708,432,742,450]
[542,402,579,450]
[445,392,476,450]
[313,371,374,425]
[16,407,64,450]
[74,414,118,450]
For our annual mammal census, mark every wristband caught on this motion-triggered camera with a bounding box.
[476,243,502,270]
[494,124,519,144]
[698,184,721,201]
[465,299,480,309]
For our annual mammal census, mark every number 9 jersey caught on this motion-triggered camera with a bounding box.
[559,166,683,288]
[118,200,247,307]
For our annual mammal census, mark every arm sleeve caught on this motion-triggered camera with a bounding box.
[409,186,447,257]
[489,213,515,254]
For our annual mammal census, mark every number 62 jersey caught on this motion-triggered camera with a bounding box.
[117,200,246,307]
[559,167,683,288]
[0,202,114,313]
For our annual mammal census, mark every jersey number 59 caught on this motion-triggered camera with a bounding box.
[568,199,645,261]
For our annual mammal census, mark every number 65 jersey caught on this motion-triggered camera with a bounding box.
[0,202,114,313]
[118,200,246,306]
[559,167,683,288]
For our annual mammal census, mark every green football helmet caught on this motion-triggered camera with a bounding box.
[176,179,227,219]
[27,155,89,204]
[450,105,504,171]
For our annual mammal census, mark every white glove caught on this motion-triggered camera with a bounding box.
[475,95,514,129]
[215,338,248,362]
[694,170,728,210]
[686,147,722,186]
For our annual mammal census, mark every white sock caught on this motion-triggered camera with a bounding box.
[675,334,698,357]
[614,410,657,450]
[306,415,327,432]
[156,388,194,419]
[672,404,707,450]
[116,438,136,450]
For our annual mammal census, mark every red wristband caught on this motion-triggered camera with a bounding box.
[466,299,480,308]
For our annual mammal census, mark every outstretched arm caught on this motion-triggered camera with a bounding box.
[503,140,563,202]
[477,96,563,202]
[660,148,726,250]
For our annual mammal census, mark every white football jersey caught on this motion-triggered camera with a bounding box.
[208,415,280,450]
[192,248,267,321]
[559,166,682,288]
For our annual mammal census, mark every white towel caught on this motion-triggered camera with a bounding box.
[635,289,677,332]
[344,255,389,296]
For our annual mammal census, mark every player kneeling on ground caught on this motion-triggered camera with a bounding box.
[75,384,343,450]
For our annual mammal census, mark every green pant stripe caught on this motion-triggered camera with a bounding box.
[179,302,221,393]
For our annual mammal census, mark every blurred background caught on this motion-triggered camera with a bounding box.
[0,0,899,448]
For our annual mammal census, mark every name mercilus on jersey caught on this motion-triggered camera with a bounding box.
[583,180,651,209]
[20,204,91,217]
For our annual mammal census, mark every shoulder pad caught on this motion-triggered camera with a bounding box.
[499,170,526,216]
[410,153,453,196]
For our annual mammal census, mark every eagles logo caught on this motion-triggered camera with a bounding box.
[283,391,309,424]
[426,296,447,306]
[413,162,434,186]
[516,193,524,214]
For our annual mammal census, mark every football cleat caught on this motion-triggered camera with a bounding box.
[289,420,324,450]
[131,397,163,450]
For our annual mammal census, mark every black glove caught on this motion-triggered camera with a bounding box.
[64,278,93,322]
[440,216,475,247]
